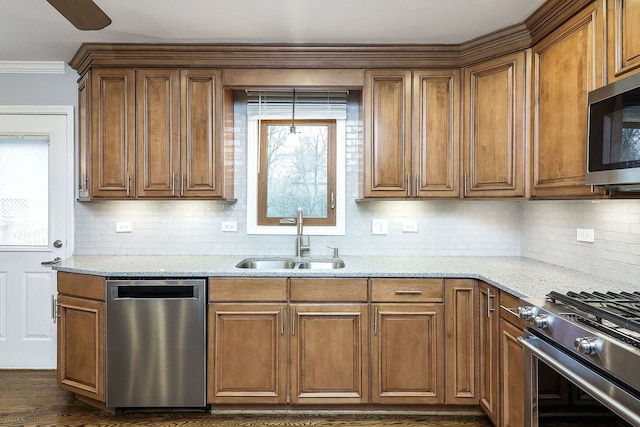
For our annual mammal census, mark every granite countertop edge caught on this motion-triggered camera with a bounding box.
[53,255,638,299]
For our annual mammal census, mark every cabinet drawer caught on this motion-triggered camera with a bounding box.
[499,290,525,328]
[370,278,443,302]
[290,278,368,302]
[209,277,287,302]
[57,271,105,301]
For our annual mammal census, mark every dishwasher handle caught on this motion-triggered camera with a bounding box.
[112,285,197,299]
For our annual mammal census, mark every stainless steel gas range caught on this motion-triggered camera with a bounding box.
[517,291,640,427]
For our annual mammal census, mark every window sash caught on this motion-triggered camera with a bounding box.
[257,119,337,227]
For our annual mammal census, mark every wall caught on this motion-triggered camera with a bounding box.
[0,64,77,105]
[522,200,640,286]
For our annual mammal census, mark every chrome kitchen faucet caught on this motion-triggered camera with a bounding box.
[296,207,310,257]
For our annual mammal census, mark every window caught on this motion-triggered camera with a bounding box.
[258,119,336,227]
[246,90,347,235]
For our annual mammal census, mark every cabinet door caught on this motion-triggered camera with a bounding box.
[412,69,460,198]
[478,282,499,425]
[208,303,287,404]
[371,303,444,404]
[57,295,105,402]
[136,69,180,198]
[90,68,136,198]
[607,0,640,81]
[363,70,412,198]
[499,318,525,427]
[290,303,368,404]
[463,52,526,198]
[77,74,91,200]
[445,279,478,405]
[180,69,223,198]
[531,2,606,198]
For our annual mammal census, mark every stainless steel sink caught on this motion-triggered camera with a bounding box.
[297,260,345,269]
[235,259,297,269]
[235,258,345,270]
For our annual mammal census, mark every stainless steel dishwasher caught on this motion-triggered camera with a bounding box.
[106,279,206,408]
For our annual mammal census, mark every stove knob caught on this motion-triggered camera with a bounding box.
[517,306,535,320]
[529,314,549,329]
[574,337,599,355]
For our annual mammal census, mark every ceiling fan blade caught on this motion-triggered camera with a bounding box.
[46,0,111,31]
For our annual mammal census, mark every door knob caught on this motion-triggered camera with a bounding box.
[53,240,63,248]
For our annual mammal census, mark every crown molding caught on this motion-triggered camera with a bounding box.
[0,61,66,74]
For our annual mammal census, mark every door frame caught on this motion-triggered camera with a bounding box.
[0,105,75,255]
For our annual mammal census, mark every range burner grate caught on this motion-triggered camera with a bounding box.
[547,291,640,348]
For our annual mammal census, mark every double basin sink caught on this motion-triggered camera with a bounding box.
[236,257,345,270]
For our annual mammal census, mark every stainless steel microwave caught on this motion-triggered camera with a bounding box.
[586,72,640,191]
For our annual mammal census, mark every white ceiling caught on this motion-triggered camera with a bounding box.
[0,0,546,63]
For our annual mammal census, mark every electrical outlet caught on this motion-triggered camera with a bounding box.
[402,221,418,233]
[576,228,595,243]
[221,221,238,232]
[372,219,388,235]
[115,222,132,233]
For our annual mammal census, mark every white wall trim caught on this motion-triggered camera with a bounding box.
[0,61,66,74]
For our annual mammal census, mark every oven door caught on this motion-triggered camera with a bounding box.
[519,332,640,427]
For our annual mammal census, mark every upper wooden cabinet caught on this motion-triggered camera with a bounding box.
[87,68,136,199]
[530,1,606,199]
[363,69,460,199]
[78,67,232,200]
[607,0,640,81]
[463,52,526,198]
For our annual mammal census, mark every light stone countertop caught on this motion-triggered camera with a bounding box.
[54,255,639,299]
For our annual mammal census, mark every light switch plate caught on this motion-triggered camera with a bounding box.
[372,219,388,235]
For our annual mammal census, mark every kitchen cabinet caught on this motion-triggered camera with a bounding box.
[530,0,607,199]
[87,68,136,199]
[208,277,368,405]
[499,317,524,427]
[478,281,499,425]
[445,279,479,405]
[78,67,231,200]
[462,52,526,198]
[56,271,106,405]
[607,0,640,82]
[370,278,445,404]
[362,69,460,199]
[208,277,288,404]
[290,278,369,404]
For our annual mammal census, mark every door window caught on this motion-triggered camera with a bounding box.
[0,137,49,247]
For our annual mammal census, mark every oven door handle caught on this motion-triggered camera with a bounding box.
[518,334,640,427]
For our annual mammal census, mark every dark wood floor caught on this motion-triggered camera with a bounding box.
[0,370,494,427]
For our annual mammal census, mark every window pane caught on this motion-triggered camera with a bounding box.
[0,138,49,246]
[266,123,328,219]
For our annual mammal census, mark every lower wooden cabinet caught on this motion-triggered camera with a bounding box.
[208,303,287,404]
[445,279,479,405]
[371,303,444,404]
[478,282,500,424]
[370,278,445,404]
[208,277,369,405]
[56,272,106,404]
[499,318,524,427]
[290,303,369,404]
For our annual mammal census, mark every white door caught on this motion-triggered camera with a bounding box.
[0,106,73,368]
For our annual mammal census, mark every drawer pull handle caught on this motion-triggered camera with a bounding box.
[395,290,423,295]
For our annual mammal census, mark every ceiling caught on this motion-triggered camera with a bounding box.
[0,0,546,63]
